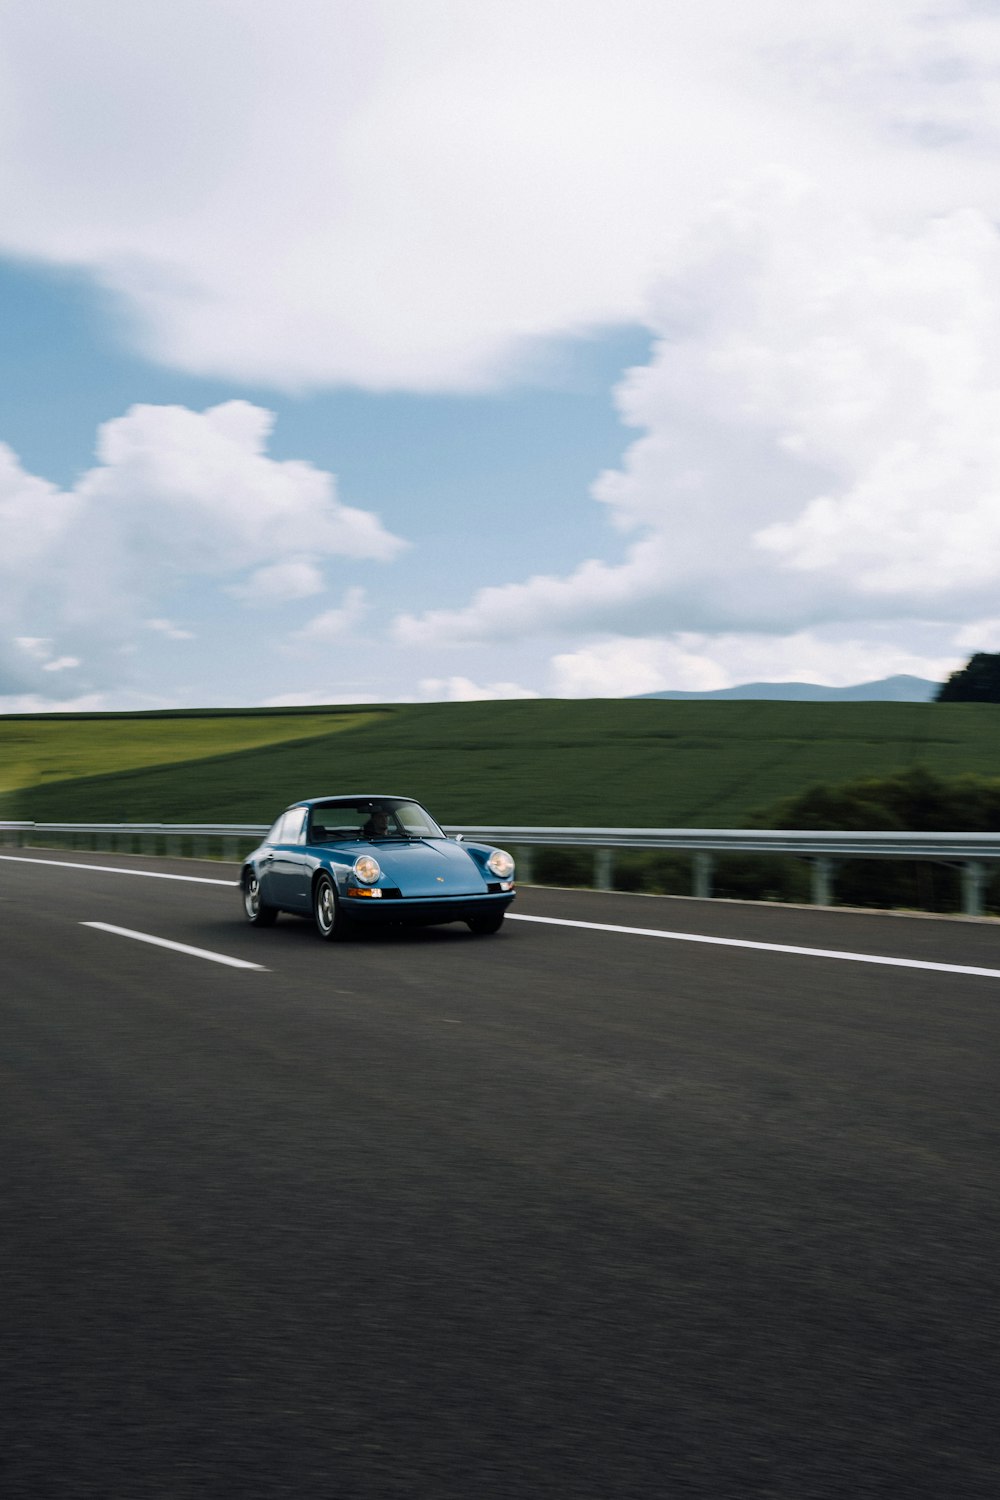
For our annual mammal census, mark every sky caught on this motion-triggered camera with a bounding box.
[3,0,1000,711]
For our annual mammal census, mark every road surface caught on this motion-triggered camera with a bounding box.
[2,849,998,1498]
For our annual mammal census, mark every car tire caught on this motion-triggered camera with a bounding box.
[313,872,353,941]
[243,869,277,927]
[466,910,505,935]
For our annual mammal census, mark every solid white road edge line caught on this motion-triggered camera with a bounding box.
[506,913,1000,980]
[82,922,266,971]
[0,854,234,885]
[4,852,996,980]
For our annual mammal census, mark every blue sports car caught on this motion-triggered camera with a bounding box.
[241,794,516,940]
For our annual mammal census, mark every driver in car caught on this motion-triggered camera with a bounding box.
[363,808,391,838]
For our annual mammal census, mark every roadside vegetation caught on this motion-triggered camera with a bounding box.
[538,766,1000,915]
[4,702,1000,914]
[4,699,1000,826]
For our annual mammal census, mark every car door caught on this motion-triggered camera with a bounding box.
[264,807,310,911]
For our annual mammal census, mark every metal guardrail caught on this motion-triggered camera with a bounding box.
[0,822,266,864]
[2,820,999,915]
[448,826,1000,916]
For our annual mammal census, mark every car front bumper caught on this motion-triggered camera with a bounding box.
[340,890,515,926]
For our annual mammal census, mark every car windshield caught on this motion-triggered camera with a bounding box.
[307,799,445,843]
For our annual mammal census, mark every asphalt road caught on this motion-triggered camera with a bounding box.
[2,849,998,1498]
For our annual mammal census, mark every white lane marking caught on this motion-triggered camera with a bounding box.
[82,922,266,971]
[507,913,1000,980]
[5,852,996,980]
[0,854,234,886]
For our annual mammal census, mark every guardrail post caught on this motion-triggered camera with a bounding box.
[593,848,614,891]
[961,860,987,918]
[515,846,534,884]
[810,856,835,907]
[692,852,714,900]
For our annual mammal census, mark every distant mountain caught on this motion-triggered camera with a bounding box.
[635,674,939,703]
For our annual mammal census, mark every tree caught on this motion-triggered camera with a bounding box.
[936,652,1000,702]
[600,768,1000,913]
[747,767,1000,912]
[754,765,1000,831]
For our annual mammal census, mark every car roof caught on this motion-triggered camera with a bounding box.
[291,793,414,809]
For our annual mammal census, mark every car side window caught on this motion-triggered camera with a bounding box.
[278,807,308,845]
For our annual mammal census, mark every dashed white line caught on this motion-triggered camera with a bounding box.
[82,922,266,971]
[0,854,234,886]
[507,912,1000,980]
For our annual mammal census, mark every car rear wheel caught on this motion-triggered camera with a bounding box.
[314,872,353,941]
[466,910,505,935]
[243,869,277,927]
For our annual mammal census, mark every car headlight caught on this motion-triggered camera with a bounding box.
[352,855,381,885]
[486,849,515,879]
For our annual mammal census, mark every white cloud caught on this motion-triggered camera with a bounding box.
[953,619,1000,652]
[145,617,196,640]
[0,403,404,696]
[549,633,955,698]
[0,689,178,714]
[14,636,52,661]
[290,587,368,644]
[747,208,1000,596]
[550,639,728,698]
[13,635,81,677]
[228,560,326,605]
[2,446,81,575]
[2,2,999,390]
[81,401,402,570]
[5,3,1000,704]
[261,689,381,706]
[0,690,102,713]
[419,676,540,701]
[396,177,1000,663]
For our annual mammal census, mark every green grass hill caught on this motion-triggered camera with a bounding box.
[3,699,1000,828]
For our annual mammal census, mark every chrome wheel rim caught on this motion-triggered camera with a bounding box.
[244,874,260,919]
[316,879,335,934]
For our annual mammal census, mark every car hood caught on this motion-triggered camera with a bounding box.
[368,838,488,897]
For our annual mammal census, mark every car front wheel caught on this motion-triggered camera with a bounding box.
[313,872,353,941]
[243,869,277,927]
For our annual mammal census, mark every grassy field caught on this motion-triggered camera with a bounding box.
[3,698,1000,827]
[0,707,385,800]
